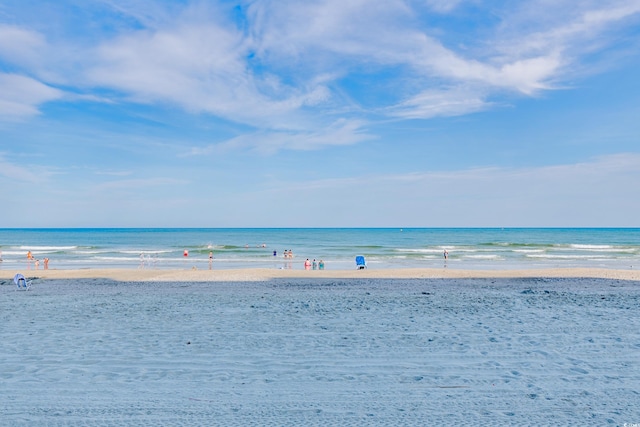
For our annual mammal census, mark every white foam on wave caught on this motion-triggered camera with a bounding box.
[564,246,636,253]
[395,248,444,254]
[1,251,29,256]
[94,256,147,262]
[526,254,613,260]
[569,244,613,249]
[119,250,173,255]
[463,254,502,260]
[19,245,78,251]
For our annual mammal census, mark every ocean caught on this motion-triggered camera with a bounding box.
[1,228,639,271]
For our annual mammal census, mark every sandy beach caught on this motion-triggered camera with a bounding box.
[2,269,639,425]
[3,266,640,282]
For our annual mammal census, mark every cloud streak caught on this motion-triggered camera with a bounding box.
[0,73,63,120]
[0,154,43,183]
[187,118,374,155]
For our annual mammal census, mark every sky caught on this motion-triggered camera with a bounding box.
[1,0,639,227]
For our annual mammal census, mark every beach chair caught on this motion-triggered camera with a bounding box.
[355,255,366,270]
[14,273,31,290]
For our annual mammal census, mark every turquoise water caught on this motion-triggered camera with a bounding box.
[1,228,639,270]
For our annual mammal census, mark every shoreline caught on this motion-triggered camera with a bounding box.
[3,267,640,282]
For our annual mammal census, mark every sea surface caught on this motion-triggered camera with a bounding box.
[1,228,639,271]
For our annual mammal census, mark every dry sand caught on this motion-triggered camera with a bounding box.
[3,266,640,282]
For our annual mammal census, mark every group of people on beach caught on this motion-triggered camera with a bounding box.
[274,249,324,270]
[26,251,49,270]
[304,258,325,270]
[282,249,294,258]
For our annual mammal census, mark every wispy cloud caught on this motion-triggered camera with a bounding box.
[0,24,46,69]
[94,169,134,177]
[86,2,330,130]
[387,86,491,119]
[0,73,63,120]
[0,154,42,183]
[94,177,189,192]
[186,118,374,155]
[422,0,466,14]
[2,1,640,146]
[491,1,640,66]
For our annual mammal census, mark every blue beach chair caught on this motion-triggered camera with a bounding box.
[14,273,31,290]
[355,255,366,270]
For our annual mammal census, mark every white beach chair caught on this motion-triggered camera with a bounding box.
[14,273,31,291]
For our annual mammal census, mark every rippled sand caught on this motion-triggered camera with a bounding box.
[1,276,639,425]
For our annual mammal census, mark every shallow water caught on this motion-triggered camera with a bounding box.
[2,228,640,271]
[1,277,639,425]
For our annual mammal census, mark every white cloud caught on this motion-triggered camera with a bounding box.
[79,0,640,150]
[388,86,490,118]
[0,73,63,120]
[94,177,188,192]
[3,1,639,146]
[0,24,45,68]
[86,3,330,130]
[246,0,599,110]
[0,154,42,183]
[493,1,640,60]
[0,25,67,119]
[421,0,466,14]
[187,118,374,155]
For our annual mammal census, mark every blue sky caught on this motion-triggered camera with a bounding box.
[1,0,639,227]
